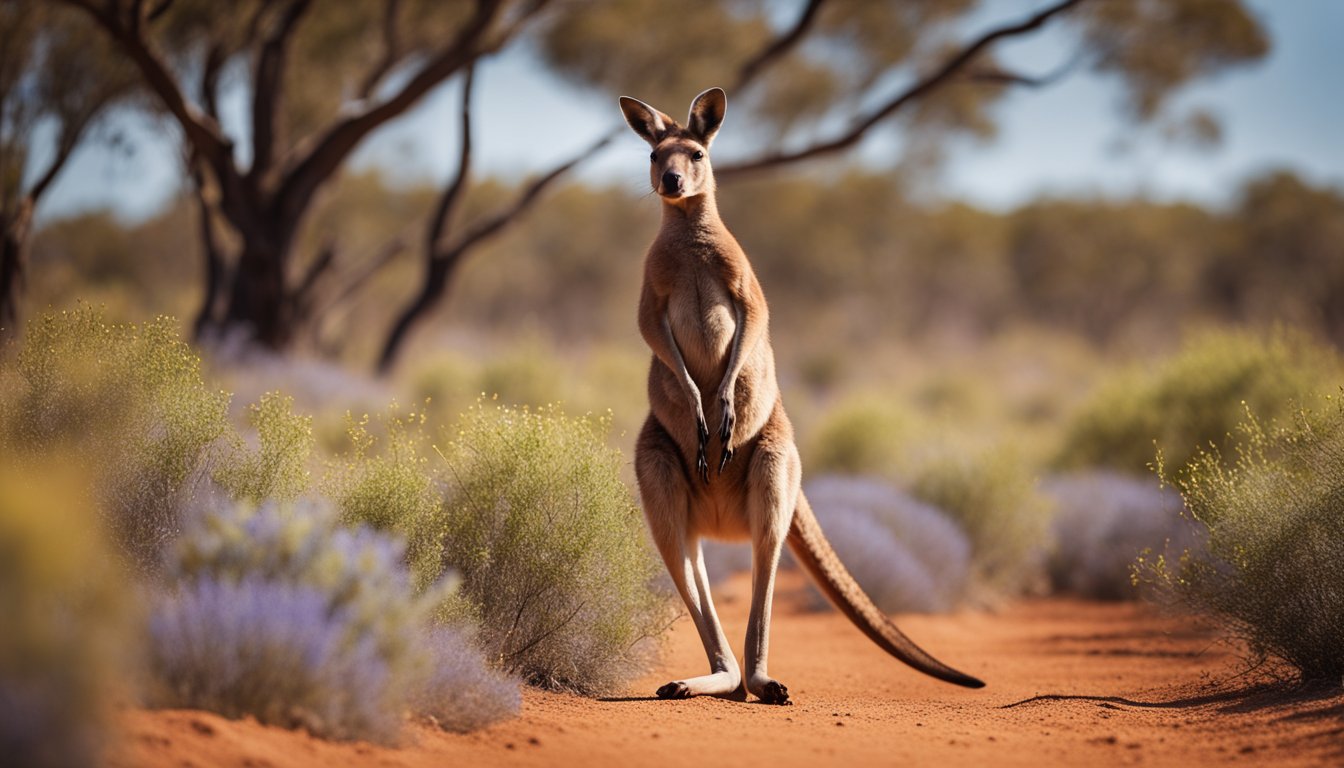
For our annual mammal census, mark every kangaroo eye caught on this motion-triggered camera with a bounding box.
[649,151,657,162]
[692,150,705,161]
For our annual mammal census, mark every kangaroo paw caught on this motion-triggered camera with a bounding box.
[656,681,693,700]
[696,416,711,483]
[759,680,791,706]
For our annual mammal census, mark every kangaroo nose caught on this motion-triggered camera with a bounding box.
[661,171,683,193]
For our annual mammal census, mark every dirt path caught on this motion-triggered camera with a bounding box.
[109,570,1344,767]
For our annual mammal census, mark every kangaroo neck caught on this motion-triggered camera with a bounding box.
[660,191,725,236]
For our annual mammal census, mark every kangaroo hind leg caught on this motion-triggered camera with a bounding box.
[743,435,801,705]
[635,417,741,699]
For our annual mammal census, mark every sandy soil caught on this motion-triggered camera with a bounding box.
[107,570,1344,767]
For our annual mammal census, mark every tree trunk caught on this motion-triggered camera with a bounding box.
[1,206,33,341]
[216,234,293,349]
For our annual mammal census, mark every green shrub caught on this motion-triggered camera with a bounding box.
[1057,330,1340,476]
[1139,399,1344,681]
[215,392,314,504]
[1,307,231,572]
[907,444,1052,596]
[330,404,442,588]
[419,401,671,695]
[806,394,910,477]
[0,465,130,768]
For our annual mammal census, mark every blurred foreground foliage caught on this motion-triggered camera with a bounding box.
[0,465,129,768]
[2,307,232,573]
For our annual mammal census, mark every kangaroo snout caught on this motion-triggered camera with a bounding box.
[661,170,684,196]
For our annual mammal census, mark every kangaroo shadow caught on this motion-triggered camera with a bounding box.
[600,686,750,704]
[1001,678,1340,715]
[1002,678,1344,758]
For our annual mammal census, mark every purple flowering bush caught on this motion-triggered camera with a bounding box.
[411,625,522,733]
[1042,471,1193,600]
[147,503,519,742]
[804,475,972,613]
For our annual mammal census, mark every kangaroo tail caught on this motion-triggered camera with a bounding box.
[787,491,985,688]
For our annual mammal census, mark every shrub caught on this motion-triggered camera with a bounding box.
[907,444,1052,596]
[147,502,517,741]
[329,404,442,588]
[1057,329,1340,476]
[214,392,314,504]
[1042,471,1192,600]
[419,402,671,695]
[1140,400,1344,681]
[1,307,231,573]
[806,394,910,477]
[411,625,522,733]
[804,476,971,613]
[0,465,129,768]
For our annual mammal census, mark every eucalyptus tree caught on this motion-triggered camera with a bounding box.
[62,0,543,348]
[0,0,137,338]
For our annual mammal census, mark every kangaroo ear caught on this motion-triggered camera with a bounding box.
[688,87,726,148]
[619,96,675,147]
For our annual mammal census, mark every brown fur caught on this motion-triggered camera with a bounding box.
[622,88,983,704]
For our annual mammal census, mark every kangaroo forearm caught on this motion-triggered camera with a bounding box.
[661,312,704,410]
[718,296,765,395]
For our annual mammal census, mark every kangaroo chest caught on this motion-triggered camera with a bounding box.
[666,262,736,380]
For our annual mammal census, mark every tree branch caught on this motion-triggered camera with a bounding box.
[146,0,174,22]
[314,236,406,319]
[357,0,403,100]
[293,237,336,306]
[62,0,238,184]
[443,130,615,258]
[249,0,312,184]
[200,41,226,122]
[718,0,1090,180]
[733,0,828,92]
[187,153,229,340]
[26,110,97,205]
[966,49,1086,89]
[377,128,616,373]
[426,65,475,256]
[274,0,506,228]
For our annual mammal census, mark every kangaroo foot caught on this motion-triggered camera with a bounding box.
[760,680,790,705]
[656,681,693,699]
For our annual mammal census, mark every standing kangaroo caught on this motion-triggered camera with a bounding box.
[623,87,985,705]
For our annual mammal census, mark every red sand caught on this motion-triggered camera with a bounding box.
[107,570,1344,767]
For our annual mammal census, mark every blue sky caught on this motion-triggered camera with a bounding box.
[38,0,1344,223]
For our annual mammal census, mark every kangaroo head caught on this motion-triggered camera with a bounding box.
[619,87,726,202]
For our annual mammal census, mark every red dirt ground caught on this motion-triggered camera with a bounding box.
[107,570,1344,767]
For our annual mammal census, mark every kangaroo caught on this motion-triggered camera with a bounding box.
[622,87,985,705]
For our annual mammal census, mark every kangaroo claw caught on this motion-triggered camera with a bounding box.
[718,446,734,474]
[695,415,711,483]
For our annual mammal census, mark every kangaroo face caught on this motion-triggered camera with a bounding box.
[650,138,711,200]
[620,88,727,202]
